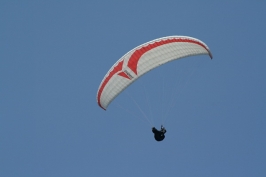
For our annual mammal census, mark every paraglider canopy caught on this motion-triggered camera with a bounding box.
[97,36,212,110]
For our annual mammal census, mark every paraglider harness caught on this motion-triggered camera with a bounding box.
[152,125,167,141]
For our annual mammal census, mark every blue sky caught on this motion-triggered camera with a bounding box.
[1,1,266,177]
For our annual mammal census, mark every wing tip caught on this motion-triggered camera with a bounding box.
[98,102,106,110]
[208,51,213,59]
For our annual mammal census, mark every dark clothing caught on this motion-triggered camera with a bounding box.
[152,127,167,141]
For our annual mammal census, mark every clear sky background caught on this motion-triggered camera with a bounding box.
[1,1,266,177]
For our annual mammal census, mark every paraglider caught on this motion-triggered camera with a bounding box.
[152,125,167,141]
[96,36,212,141]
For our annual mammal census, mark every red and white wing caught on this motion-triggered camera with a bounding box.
[97,36,212,110]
